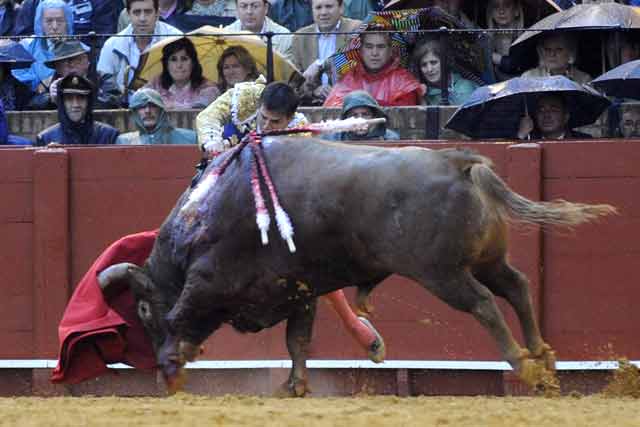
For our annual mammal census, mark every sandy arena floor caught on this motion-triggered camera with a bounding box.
[1,394,639,427]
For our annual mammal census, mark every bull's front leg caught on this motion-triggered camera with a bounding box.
[158,273,225,394]
[276,298,317,397]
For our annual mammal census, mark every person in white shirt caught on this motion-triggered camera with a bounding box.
[224,0,294,62]
[98,0,182,100]
[292,0,360,104]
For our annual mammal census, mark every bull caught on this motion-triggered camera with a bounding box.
[99,139,615,395]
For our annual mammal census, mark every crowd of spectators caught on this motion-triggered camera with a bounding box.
[0,0,639,145]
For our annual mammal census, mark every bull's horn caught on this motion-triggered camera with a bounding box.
[98,262,140,298]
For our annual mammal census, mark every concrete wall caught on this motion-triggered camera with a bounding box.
[6,107,609,142]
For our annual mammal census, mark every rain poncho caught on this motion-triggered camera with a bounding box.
[116,88,197,145]
[36,74,119,145]
[326,90,399,141]
[12,0,73,91]
[324,58,422,107]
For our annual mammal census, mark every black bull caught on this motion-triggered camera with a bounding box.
[99,139,615,395]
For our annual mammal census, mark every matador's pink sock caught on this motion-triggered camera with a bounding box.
[324,289,376,350]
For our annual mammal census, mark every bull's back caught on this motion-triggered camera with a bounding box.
[259,140,491,269]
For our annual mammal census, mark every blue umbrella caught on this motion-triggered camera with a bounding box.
[591,59,640,100]
[0,40,35,70]
[445,76,610,139]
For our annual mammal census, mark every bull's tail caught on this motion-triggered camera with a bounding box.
[468,161,616,226]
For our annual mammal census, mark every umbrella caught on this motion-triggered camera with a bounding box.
[136,26,301,86]
[445,75,611,139]
[383,1,572,26]
[591,59,640,100]
[510,3,640,75]
[328,7,490,83]
[0,39,35,69]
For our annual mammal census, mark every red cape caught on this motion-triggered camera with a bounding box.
[50,230,159,384]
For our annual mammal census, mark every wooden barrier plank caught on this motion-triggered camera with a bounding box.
[33,149,70,357]
[544,177,640,216]
[506,143,543,337]
[0,331,34,358]
[543,253,639,360]
[0,148,33,183]
[0,183,32,223]
[542,140,640,178]
[68,145,198,180]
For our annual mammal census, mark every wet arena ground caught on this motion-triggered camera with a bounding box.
[1,394,639,427]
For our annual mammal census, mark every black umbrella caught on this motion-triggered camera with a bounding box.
[509,3,640,76]
[591,59,640,100]
[0,39,35,70]
[445,75,610,139]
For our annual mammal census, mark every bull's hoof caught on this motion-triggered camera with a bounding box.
[532,344,557,373]
[163,364,188,395]
[355,295,374,317]
[274,379,310,398]
[518,358,561,397]
[178,341,202,363]
[358,316,386,363]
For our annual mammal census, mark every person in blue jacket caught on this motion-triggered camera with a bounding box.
[0,100,32,145]
[12,0,73,93]
[36,74,119,145]
[13,0,121,43]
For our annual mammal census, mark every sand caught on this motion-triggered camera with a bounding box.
[1,394,639,427]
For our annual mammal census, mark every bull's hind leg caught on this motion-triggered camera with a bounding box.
[276,298,317,397]
[417,270,531,375]
[473,260,556,373]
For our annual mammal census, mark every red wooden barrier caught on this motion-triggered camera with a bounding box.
[0,141,638,396]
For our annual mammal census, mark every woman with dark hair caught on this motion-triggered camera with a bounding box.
[412,37,478,106]
[145,37,220,109]
[216,45,260,94]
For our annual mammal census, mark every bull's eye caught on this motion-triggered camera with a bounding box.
[137,300,152,321]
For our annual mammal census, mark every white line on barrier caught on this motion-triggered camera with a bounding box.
[0,360,638,371]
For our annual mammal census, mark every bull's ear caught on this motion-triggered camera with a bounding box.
[98,263,154,300]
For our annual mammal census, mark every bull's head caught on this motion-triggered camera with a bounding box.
[98,263,188,392]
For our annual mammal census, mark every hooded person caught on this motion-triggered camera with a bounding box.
[0,99,32,145]
[36,74,119,145]
[116,88,197,145]
[12,0,74,92]
[325,90,399,141]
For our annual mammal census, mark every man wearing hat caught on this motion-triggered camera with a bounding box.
[116,88,196,145]
[36,74,119,145]
[31,40,122,110]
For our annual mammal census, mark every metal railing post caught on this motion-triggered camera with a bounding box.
[439,28,450,107]
[265,31,274,83]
